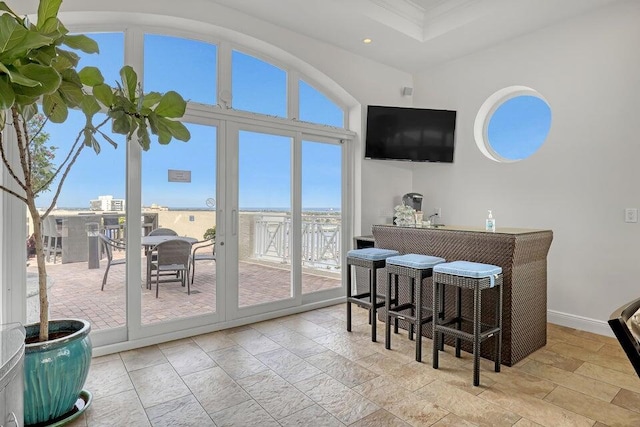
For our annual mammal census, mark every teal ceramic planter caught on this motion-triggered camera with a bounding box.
[24,319,92,426]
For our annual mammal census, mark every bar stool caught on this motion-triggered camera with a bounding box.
[385,254,446,362]
[432,261,503,386]
[346,248,400,342]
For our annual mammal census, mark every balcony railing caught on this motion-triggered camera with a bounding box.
[252,213,341,270]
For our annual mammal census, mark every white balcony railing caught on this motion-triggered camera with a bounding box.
[253,213,341,270]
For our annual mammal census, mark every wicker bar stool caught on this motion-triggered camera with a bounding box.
[385,254,446,362]
[346,248,400,342]
[432,261,503,386]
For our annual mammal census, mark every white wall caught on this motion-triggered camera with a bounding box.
[411,1,640,334]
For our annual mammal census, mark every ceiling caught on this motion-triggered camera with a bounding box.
[209,0,619,72]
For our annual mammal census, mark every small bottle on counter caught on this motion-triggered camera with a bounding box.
[486,210,496,232]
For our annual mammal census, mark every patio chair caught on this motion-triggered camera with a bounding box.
[98,234,126,291]
[43,216,62,263]
[609,296,640,378]
[148,227,178,236]
[151,239,192,298]
[190,239,216,285]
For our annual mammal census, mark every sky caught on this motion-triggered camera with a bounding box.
[38,33,343,210]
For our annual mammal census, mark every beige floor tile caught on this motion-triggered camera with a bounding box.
[270,330,328,358]
[277,404,344,427]
[191,330,236,353]
[474,359,555,399]
[207,345,269,379]
[128,362,191,408]
[544,386,640,426]
[512,419,544,426]
[256,347,322,383]
[313,333,380,360]
[526,347,584,372]
[597,343,629,361]
[120,345,167,372]
[382,360,439,392]
[575,362,640,394]
[547,325,605,352]
[350,409,412,426]
[551,342,636,375]
[64,413,87,427]
[431,413,478,426]
[612,388,640,414]
[160,342,216,376]
[85,389,151,427]
[479,382,594,427]
[416,379,520,426]
[181,366,251,414]
[385,394,450,427]
[355,351,412,376]
[227,328,283,355]
[157,337,194,350]
[250,318,291,337]
[280,317,333,338]
[90,353,121,366]
[306,350,379,387]
[84,357,133,399]
[352,376,416,408]
[518,359,620,401]
[210,399,280,427]
[294,373,379,424]
[237,369,315,419]
[145,395,214,427]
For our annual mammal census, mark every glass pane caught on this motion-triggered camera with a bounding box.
[144,35,217,105]
[299,80,344,127]
[487,95,551,161]
[232,50,286,117]
[238,131,292,307]
[302,141,342,294]
[141,123,217,325]
[27,33,126,332]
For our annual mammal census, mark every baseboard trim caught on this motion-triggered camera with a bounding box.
[548,309,613,338]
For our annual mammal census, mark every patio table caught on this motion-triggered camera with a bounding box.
[142,236,198,289]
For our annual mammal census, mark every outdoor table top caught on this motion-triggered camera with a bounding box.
[141,236,198,247]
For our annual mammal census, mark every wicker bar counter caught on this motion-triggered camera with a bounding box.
[370,224,553,366]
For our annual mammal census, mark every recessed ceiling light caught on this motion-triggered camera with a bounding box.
[362,38,372,44]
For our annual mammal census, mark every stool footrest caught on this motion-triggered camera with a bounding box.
[347,294,385,310]
[435,319,501,343]
[388,304,435,324]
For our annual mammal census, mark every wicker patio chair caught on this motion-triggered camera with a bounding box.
[151,239,192,298]
[148,227,178,236]
[190,239,215,285]
[98,233,126,291]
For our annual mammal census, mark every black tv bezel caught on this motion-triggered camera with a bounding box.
[364,105,457,163]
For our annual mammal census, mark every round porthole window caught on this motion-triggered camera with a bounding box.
[474,86,552,162]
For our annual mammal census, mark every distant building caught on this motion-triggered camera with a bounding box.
[90,195,126,211]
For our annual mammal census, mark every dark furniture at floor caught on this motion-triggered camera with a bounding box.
[432,261,503,386]
[372,224,553,366]
[608,297,640,378]
[190,239,216,285]
[346,248,399,342]
[151,239,192,298]
[385,254,445,362]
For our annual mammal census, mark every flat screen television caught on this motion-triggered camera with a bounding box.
[365,105,457,162]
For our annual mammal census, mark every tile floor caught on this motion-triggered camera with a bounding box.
[65,304,640,426]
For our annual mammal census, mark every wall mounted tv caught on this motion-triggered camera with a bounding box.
[365,105,457,163]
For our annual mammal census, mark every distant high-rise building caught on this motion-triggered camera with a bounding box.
[89,195,126,211]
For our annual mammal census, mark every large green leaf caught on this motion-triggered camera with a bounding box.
[111,110,133,135]
[158,117,190,142]
[154,91,186,118]
[93,83,114,107]
[37,0,62,30]
[42,91,68,123]
[61,69,82,87]
[0,75,15,109]
[63,34,99,54]
[81,94,100,117]
[136,120,151,151]
[31,44,57,66]
[39,16,66,38]
[78,66,104,87]
[58,81,84,107]
[18,103,38,122]
[0,14,52,62]
[141,92,162,108]
[97,129,118,149]
[13,63,61,96]
[54,48,79,69]
[0,63,40,87]
[119,65,137,101]
[0,2,18,17]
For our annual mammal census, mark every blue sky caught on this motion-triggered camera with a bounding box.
[38,33,342,210]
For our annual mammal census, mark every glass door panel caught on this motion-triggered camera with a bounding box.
[141,123,217,325]
[237,130,293,308]
[301,140,342,294]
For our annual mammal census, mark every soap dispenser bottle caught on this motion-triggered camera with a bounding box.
[486,210,496,232]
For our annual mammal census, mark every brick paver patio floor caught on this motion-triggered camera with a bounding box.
[27,251,340,331]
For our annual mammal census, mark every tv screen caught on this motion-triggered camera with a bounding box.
[365,105,457,162]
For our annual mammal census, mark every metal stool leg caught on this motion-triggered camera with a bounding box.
[473,286,481,387]
[495,283,503,372]
[455,287,461,358]
[415,275,422,362]
[346,262,352,332]
[432,280,440,369]
[385,271,392,350]
[371,268,377,342]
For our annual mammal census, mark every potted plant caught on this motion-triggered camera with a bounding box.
[0,0,190,424]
